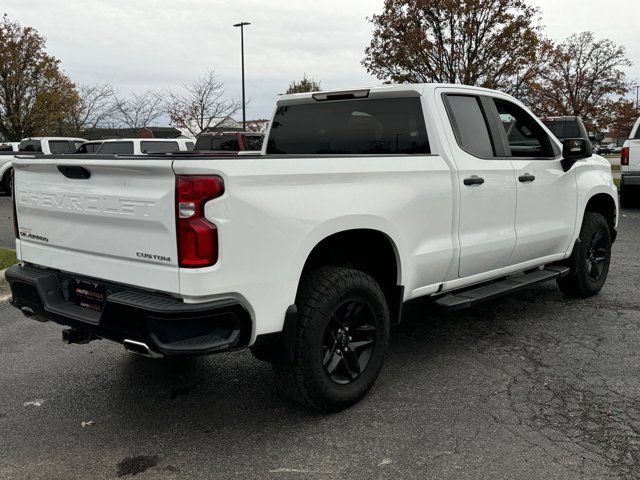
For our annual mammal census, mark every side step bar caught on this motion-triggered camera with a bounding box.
[435,266,570,311]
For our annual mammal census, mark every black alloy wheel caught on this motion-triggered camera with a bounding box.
[322,299,377,385]
[586,230,608,282]
[273,266,390,412]
[557,211,612,297]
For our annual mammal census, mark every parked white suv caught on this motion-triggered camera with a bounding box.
[0,137,87,194]
[620,117,640,207]
[96,138,195,155]
[7,84,618,411]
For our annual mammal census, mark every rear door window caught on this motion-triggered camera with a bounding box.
[445,95,494,158]
[267,97,430,155]
[98,142,134,155]
[49,140,74,154]
[140,141,179,154]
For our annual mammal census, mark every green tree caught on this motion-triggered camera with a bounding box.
[0,15,78,140]
[362,0,546,92]
[286,75,321,94]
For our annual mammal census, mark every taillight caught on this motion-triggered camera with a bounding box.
[621,147,629,166]
[175,175,224,268]
[11,169,18,239]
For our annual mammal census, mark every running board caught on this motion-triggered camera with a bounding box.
[435,266,570,311]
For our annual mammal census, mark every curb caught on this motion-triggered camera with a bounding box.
[0,268,11,304]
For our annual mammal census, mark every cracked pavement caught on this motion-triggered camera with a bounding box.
[0,208,639,479]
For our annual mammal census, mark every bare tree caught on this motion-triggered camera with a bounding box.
[165,70,240,137]
[65,83,118,135]
[115,90,165,129]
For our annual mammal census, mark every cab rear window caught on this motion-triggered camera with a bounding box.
[49,140,73,154]
[195,135,240,151]
[140,141,179,154]
[267,97,430,155]
[98,142,134,155]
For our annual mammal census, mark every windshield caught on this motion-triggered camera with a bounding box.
[542,120,582,140]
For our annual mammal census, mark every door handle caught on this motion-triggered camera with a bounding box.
[463,175,485,186]
[518,174,536,183]
[58,166,91,179]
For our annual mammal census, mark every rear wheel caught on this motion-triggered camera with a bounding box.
[274,266,390,412]
[557,212,612,297]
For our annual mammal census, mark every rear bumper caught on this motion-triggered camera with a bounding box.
[5,264,252,356]
[621,172,640,185]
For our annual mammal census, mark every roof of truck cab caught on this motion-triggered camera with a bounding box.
[21,137,88,142]
[100,138,193,142]
[198,131,262,137]
[277,83,527,104]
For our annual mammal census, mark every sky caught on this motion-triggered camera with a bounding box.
[3,0,640,123]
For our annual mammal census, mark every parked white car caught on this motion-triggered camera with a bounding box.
[620,117,640,207]
[0,142,19,152]
[7,84,618,412]
[0,137,87,194]
[96,138,195,155]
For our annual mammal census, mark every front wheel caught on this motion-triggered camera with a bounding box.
[274,267,390,412]
[557,212,612,297]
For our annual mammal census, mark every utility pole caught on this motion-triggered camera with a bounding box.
[233,21,251,131]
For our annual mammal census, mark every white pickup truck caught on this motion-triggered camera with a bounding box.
[96,138,195,155]
[620,117,640,207]
[6,84,618,412]
[0,137,87,194]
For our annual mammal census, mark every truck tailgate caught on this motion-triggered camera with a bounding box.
[13,157,180,293]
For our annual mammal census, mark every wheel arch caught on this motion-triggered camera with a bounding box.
[298,227,404,324]
[583,192,617,243]
[0,162,12,181]
[251,227,404,367]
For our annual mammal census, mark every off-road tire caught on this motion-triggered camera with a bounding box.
[274,266,390,412]
[557,212,612,297]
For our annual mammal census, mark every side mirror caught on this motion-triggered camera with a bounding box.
[594,132,605,142]
[561,138,592,172]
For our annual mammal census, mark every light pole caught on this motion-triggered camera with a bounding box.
[233,21,250,131]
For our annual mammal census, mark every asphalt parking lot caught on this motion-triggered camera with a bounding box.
[0,203,639,479]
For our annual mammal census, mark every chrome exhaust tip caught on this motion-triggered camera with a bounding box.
[123,339,163,358]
